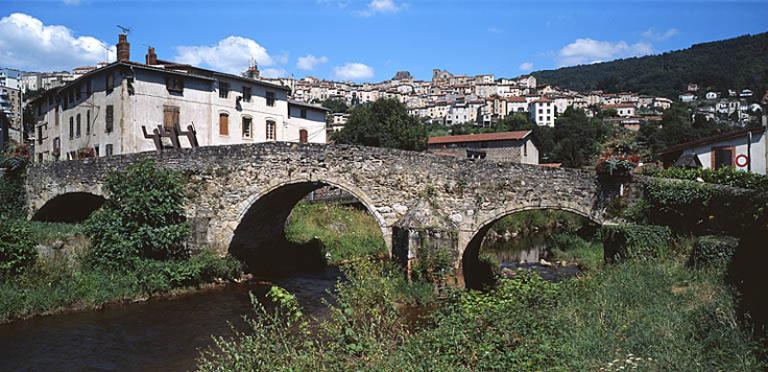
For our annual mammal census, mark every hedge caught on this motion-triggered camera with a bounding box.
[601,223,673,263]
[644,166,768,192]
[689,235,739,268]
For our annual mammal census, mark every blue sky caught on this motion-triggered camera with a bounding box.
[1,0,766,81]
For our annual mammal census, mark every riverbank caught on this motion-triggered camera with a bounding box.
[0,201,382,324]
[197,236,767,370]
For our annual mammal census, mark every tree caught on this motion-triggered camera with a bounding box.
[332,99,427,151]
[319,98,349,113]
[85,161,190,268]
[550,108,612,167]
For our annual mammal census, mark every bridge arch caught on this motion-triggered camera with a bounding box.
[223,177,390,275]
[460,205,601,289]
[31,191,106,223]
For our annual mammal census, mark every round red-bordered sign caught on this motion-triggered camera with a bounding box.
[735,154,749,167]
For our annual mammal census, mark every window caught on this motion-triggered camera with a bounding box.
[300,109,307,119]
[94,144,99,157]
[524,142,528,157]
[219,113,229,136]
[85,79,91,95]
[86,110,91,135]
[105,105,114,133]
[266,91,275,106]
[242,117,252,138]
[68,89,74,104]
[76,113,81,137]
[55,106,59,126]
[106,73,114,93]
[713,146,734,169]
[538,109,543,114]
[75,84,81,100]
[266,120,276,140]
[165,76,184,93]
[105,144,113,157]
[69,117,74,139]
[163,105,180,131]
[242,87,252,102]
[52,137,61,158]
[299,129,308,144]
[37,126,43,145]
[219,82,230,98]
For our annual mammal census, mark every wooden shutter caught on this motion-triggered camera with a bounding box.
[164,106,180,130]
[219,113,229,135]
[299,129,308,143]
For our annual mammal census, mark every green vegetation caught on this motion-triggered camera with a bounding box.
[317,97,349,113]
[601,224,673,263]
[84,160,190,268]
[645,165,768,192]
[0,219,37,278]
[0,161,243,323]
[637,177,768,235]
[690,235,739,268]
[197,255,765,370]
[546,108,614,167]
[285,202,387,264]
[332,98,427,151]
[532,32,768,99]
[548,233,604,271]
[637,103,730,157]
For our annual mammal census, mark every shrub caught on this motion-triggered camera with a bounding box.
[689,235,739,267]
[601,223,672,263]
[642,178,767,235]
[134,251,243,293]
[85,161,190,268]
[0,219,37,278]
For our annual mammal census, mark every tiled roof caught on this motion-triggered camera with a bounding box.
[428,130,531,145]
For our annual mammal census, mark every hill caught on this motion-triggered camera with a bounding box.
[532,32,768,99]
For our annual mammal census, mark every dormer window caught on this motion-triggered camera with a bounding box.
[165,76,184,93]
[219,82,230,98]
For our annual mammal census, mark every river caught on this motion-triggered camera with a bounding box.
[0,268,340,372]
[0,233,578,371]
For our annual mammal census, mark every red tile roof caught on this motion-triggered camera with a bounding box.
[603,103,636,109]
[506,97,527,102]
[428,131,531,145]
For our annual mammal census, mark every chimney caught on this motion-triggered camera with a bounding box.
[145,47,157,65]
[116,34,130,62]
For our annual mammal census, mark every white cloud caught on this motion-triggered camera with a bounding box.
[0,13,115,71]
[297,54,329,71]
[175,36,275,74]
[519,62,534,71]
[557,38,653,67]
[333,62,374,81]
[355,0,404,17]
[641,28,678,41]
[261,68,288,78]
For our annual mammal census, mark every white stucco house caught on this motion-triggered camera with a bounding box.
[28,34,327,163]
[529,98,555,127]
[659,125,767,175]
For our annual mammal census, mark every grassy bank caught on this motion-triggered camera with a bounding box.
[489,209,589,236]
[0,222,242,323]
[286,202,387,264]
[198,239,766,370]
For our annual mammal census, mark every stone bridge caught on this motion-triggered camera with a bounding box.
[25,143,615,286]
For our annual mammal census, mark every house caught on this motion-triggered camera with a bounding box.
[529,98,555,127]
[427,130,538,164]
[603,103,636,118]
[658,126,767,175]
[28,33,326,163]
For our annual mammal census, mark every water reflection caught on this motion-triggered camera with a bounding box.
[482,233,581,282]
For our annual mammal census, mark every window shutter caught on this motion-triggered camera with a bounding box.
[299,129,308,143]
[219,114,229,135]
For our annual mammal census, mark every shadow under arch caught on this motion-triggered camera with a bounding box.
[31,192,106,223]
[228,179,388,276]
[462,206,600,290]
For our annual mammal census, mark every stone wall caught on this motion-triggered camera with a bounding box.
[25,142,606,279]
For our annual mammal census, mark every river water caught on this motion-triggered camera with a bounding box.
[482,232,582,282]
[0,269,340,372]
[0,233,579,371]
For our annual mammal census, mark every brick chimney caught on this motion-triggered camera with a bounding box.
[145,47,157,65]
[116,34,130,62]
